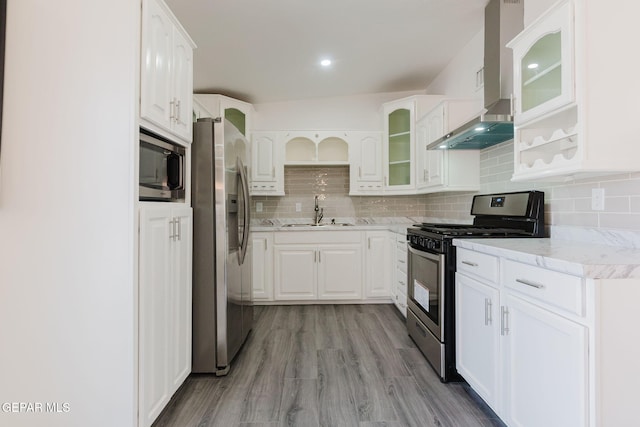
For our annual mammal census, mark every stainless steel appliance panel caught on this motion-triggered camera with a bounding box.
[192,118,252,375]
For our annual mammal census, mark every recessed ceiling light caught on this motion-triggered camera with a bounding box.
[527,63,539,69]
[320,59,332,67]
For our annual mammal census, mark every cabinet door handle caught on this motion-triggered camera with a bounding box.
[501,306,509,336]
[175,99,182,124]
[169,98,176,121]
[398,259,405,264]
[169,218,176,241]
[272,167,275,178]
[485,298,492,326]
[318,251,321,263]
[359,166,362,178]
[516,278,545,289]
[461,260,478,267]
[510,93,515,116]
[177,217,181,241]
[314,251,317,263]
[368,237,371,249]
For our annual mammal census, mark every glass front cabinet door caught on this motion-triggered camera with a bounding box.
[508,0,574,125]
[383,100,415,191]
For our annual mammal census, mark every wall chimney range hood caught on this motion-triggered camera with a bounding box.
[428,0,524,150]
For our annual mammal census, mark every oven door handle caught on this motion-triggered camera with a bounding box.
[408,245,443,262]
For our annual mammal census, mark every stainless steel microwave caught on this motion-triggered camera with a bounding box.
[139,129,186,202]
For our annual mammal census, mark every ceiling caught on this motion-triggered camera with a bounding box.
[164,0,488,104]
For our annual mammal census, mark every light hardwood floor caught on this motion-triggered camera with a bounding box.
[153,304,505,427]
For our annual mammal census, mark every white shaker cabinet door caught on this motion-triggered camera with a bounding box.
[170,27,193,141]
[317,246,363,300]
[274,246,317,300]
[252,232,274,301]
[139,206,172,427]
[502,293,588,427]
[455,273,501,413]
[140,0,173,132]
[169,207,192,391]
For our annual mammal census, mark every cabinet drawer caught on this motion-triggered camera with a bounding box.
[503,259,584,317]
[456,248,499,284]
[396,249,407,273]
[396,269,408,294]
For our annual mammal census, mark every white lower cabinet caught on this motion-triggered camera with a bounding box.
[455,272,500,412]
[317,246,362,299]
[456,246,589,427]
[502,293,587,427]
[364,231,391,298]
[273,231,363,301]
[139,205,192,427]
[251,232,274,301]
[393,231,408,316]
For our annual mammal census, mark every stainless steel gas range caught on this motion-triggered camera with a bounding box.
[406,190,545,382]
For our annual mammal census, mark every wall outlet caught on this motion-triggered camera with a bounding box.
[256,202,263,213]
[592,188,605,211]
[295,202,302,212]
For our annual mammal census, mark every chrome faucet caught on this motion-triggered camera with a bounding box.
[314,195,324,225]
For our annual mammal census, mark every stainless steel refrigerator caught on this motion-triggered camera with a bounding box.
[191,117,252,376]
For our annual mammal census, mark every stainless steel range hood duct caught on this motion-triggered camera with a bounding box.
[428,0,523,150]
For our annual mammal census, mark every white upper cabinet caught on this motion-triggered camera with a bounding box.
[250,131,284,195]
[415,100,480,193]
[349,131,384,195]
[382,95,444,194]
[193,94,253,137]
[508,0,640,181]
[510,1,574,126]
[140,0,195,144]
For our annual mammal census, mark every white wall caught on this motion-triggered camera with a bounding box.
[0,1,139,427]
[252,90,423,130]
[425,30,484,102]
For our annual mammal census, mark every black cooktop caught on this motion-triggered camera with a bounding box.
[415,223,532,237]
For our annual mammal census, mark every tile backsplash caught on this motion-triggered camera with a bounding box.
[252,166,432,221]
[252,141,640,231]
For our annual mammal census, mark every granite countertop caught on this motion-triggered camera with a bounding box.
[453,238,640,280]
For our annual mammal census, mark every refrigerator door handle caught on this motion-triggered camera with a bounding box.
[237,157,251,265]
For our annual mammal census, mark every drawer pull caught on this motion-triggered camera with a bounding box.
[398,259,406,264]
[516,278,545,289]
[461,260,478,267]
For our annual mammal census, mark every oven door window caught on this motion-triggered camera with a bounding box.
[409,248,442,327]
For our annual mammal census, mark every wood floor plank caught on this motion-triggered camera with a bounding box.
[315,305,348,350]
[344,312,411,379]
[279,378,319,427]
[240,329,293,423]
[317,349,360,427]
[372,304,416,350]
[385,377,439,427]
[151,376,220,427]
[284,330,318,379]
[399,347,505,427]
